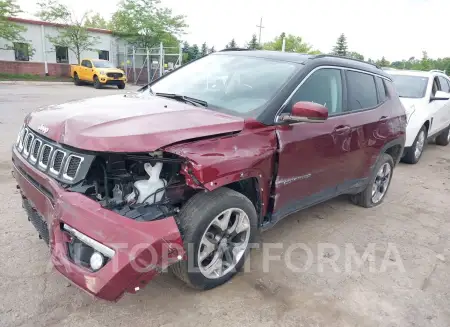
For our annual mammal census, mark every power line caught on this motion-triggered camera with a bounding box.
[256,17,265,45]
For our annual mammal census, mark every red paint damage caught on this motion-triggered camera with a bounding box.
[12,146,184,301]
[26,94,244,152]
[164,120,278,217]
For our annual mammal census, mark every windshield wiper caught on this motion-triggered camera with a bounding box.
[155,93,208,107]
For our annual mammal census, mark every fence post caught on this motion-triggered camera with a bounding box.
[146,47,150,84]
[124,44,128,77]
[159,42,164,78]
[179,42,183,66]
[132,46,136,84]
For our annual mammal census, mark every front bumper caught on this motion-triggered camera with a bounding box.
[99,76,127,85]
[12,146,184,301]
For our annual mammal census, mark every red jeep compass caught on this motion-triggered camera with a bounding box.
[12,50,406,301]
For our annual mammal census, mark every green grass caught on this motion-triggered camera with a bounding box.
[0,73,72,82]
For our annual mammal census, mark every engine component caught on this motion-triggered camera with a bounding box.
[126,162,166,204]
[113,203,173,222]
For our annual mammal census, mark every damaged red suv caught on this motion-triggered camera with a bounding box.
[12,50,406,301]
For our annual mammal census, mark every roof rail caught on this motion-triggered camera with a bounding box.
[219,48,250,52]
[429,69,446,74]
[312,54,380,68]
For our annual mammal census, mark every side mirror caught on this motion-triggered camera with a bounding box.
[280,101,328,123]
[430,91,450,101]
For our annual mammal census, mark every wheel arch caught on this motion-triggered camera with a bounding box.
[223,177,262,224]
[379,137,406,167]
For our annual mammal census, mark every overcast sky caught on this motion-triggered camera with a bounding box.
[17,0,450,61]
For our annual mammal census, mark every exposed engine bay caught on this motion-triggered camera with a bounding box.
[66,151,196,222]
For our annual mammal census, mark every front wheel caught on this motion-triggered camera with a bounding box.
[170,188,257,289]
[93,76,102,89]
[117,82,125,90]
[350,153,394,208]
[401,126,427,164]
[435,125,450,146]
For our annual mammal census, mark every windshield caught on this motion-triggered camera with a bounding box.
[390,74,429,98]
[148,54,299,118]
[92,60,116,68]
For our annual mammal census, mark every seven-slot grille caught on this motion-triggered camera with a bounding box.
[15,127,85,182]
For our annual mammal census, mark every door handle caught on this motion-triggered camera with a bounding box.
[379,116,388,121]
[333,125,351,133]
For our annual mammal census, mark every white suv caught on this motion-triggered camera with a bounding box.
[388,69,450,163]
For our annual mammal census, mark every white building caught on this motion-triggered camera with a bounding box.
[0,17,121,76]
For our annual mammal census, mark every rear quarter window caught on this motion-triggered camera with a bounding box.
[346,70,378,110]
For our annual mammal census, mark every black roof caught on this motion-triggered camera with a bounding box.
[216,49,313,64]
[215,49,390,79]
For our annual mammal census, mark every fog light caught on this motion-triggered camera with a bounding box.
[90,252,104,271]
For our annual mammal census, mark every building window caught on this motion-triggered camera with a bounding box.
[56,46,69,63]
[99,50,109,60]
[14,43,30,61]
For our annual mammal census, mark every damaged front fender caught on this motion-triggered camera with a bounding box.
[164,121,278,217]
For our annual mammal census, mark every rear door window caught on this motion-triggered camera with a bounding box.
[375,77,387,103]
[346,71,378,111]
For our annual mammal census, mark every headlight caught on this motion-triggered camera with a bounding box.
[99,70,106,75]
[405,105,415,125]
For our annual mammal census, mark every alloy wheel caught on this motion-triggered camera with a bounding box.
[198,208,251,279]
[372,163,392,204]
[415,130,425,160]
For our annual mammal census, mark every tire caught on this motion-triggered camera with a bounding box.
[73,73,82,86]
[435,125,450,146]
[401,125,427,164]
[350,153,394,208]
[170,187,258,290]
[117,82,125,90]
[93,76,102,89]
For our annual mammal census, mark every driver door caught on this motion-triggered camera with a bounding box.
[84,60,94,83]
[273,67,351,220]
[435,76,450,131]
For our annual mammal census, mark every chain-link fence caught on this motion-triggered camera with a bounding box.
[116,43,182,85]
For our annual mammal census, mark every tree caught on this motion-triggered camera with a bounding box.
[376,56,390,67]
[37,0,98,64]
[190,44,199,59]
[111,0,187,49]
[247,34,260,50]
[421,51,431,71]
[263,33,319,54]
[226,38,237,49]
[201,42,208,56]
[0,0,29,49]
[333,33,348,57]
[84,12,111,29]
[209,46,215,54]
[349,51,364,61]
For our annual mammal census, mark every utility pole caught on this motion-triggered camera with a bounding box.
[256,17,265,45]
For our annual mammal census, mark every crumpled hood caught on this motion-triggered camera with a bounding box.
[26,94,244,152]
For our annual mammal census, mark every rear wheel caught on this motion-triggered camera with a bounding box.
[401,126,427,164]
[435,125,450,146]
[170,188,257,289]
[93,76,102,89]
[117,82,125,90]
[350,153,394,208]
[73,73,81,86]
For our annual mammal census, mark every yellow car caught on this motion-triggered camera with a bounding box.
[71,59,127,89]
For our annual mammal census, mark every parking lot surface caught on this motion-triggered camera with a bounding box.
[1,83,449,327]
